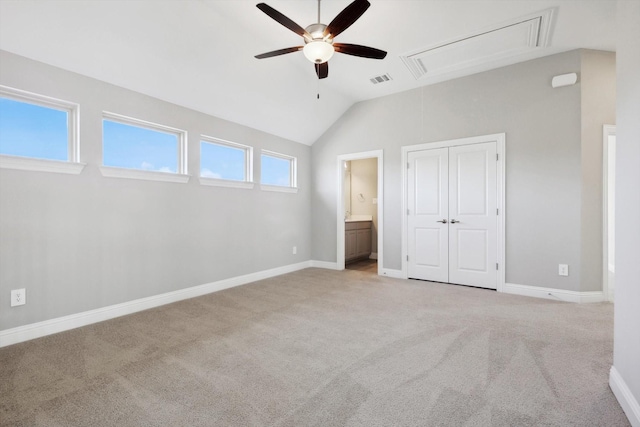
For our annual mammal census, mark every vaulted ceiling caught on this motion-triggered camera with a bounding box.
[0,1,617,145]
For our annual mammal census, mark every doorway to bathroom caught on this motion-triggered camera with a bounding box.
[337,150,383,274]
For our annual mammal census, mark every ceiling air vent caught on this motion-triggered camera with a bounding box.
[370,73,393,85]
[400,8,556,80]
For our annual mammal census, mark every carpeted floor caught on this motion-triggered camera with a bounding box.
[0,268,630,426]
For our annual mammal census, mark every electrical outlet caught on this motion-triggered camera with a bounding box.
[558,264,569,276]
[11,288,26,307]
[292,246,297,255]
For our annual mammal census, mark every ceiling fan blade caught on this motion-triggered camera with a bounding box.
[255,46,303,59]
[325,0,370,38]
[315,62,328,79]
[334,43,387,59]
[256,3,311,39]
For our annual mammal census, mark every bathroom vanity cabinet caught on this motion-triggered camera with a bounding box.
[345,220,372,263]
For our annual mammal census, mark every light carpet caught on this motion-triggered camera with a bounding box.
[0,268,630,426]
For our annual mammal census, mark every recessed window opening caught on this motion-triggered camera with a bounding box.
[0,85,78,163]
[102,112,186,174]
[261,150,297,188]
[200,137,252,183]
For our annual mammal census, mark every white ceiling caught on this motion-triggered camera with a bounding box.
[0,0,617,145]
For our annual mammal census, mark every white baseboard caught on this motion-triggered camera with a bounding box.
[380,268,404,279]
[369,252,378,260]
[503,283,605,303]
[0,261,313,348]
[309,260,339,270]
[610,366,640,427]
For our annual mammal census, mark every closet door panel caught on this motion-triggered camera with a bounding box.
[407,148,449,282]
[448,142,497,289]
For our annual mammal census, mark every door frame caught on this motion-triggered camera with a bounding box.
[336,150,384,273]
[602,124,616,302]
[401,133,506,292]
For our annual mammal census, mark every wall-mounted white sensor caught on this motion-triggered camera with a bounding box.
[552,73,578,88]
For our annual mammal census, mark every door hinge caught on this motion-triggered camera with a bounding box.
[496,263,499,270]
[407,162,410,169]
[497,208,499,215]
[496,153,499,161]
[407,255,409,261]
[407,209,410,215]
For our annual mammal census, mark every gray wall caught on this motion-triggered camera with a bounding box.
[613,0,640,414]
[311,49,616,292]
[0,51,311,330]
[580,50,616,292]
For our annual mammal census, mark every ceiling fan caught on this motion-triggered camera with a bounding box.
[254,0,387,79]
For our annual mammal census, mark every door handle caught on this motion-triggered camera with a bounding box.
[450,219,459,224]
[436,219,448,223]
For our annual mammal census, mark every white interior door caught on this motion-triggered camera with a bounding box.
[604,128,616,301]
[448,142,497,288]
[407,148,449,282]
[408,141,498,289]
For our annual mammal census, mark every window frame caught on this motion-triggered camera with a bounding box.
[198,135,254,189]
[0,85,84,174]
[100,111,189,183]
[260,149,298,193]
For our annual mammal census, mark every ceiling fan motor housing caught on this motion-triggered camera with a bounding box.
[305,23,331,41]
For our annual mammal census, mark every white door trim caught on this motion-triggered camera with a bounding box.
[336,150,384,274]
[602,124,616,302]
[401,133,506,292]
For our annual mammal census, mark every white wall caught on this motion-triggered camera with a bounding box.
[611,1,640,424]
[343,161,351,218]
[0,51,311,331]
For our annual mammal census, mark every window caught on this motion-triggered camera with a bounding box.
[261,150,297,193]
[100,112,188,183]
[199,136,253,189]
[0,85,83,174]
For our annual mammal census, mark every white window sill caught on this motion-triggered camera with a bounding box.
[260,184,298,194]
[0,155,86,175]
[198,176,255,189]
[99,166,190,183]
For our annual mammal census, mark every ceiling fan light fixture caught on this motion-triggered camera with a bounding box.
[303,40,335,64]
[255,0,386,79]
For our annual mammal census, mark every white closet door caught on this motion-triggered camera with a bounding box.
[407,141,497,289]
[407,148,449,282]
[448,142,497,289]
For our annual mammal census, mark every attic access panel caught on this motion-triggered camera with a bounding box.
[401,8,555,80]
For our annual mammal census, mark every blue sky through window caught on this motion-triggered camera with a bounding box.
[103,119,178,173]
[1,97,298,185]
[0,97,68,161]
[200,141,246,181]
[261,154,291,187]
